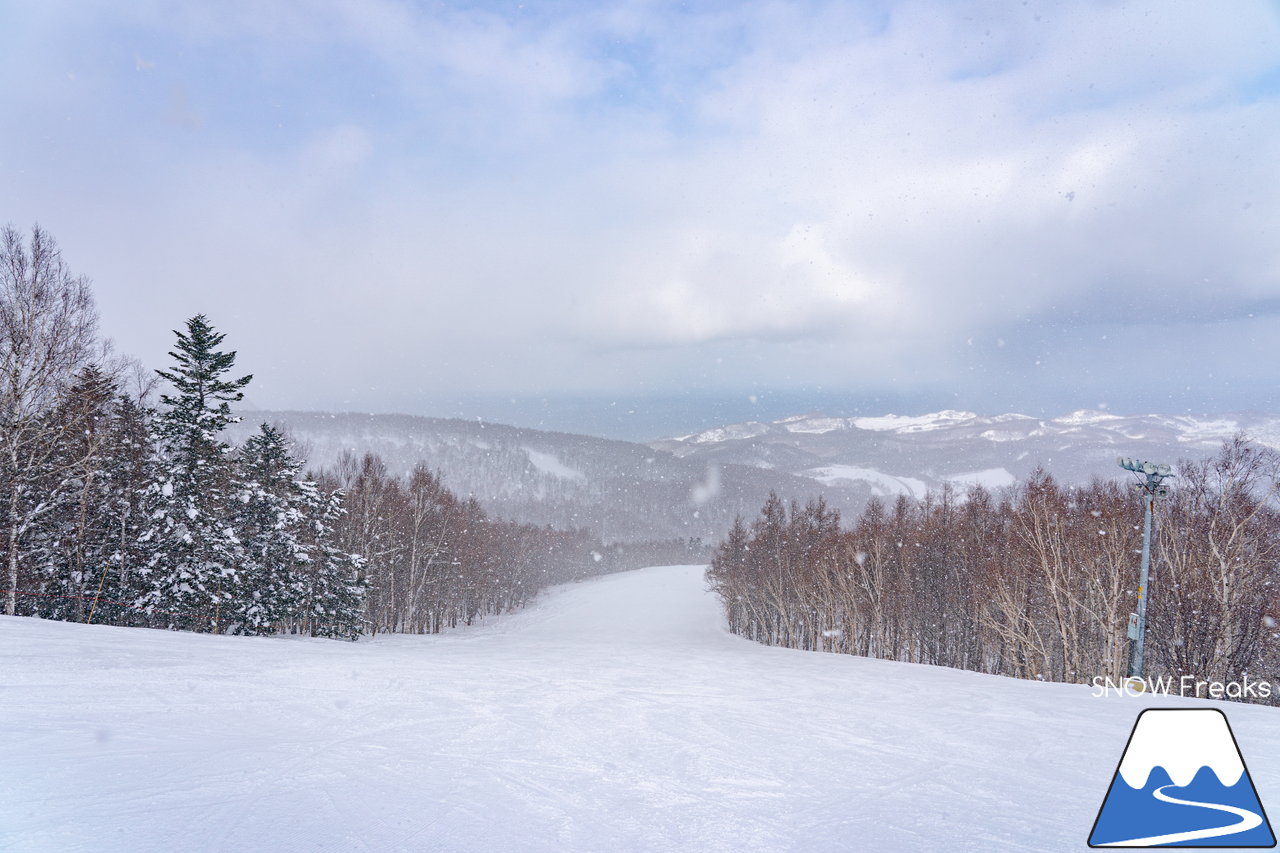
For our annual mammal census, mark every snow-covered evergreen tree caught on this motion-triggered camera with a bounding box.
[232,423,365,637]
[93,392,158,624]
[232,423,310,634]
[26,366,118,620]
[299,486,366,640]
[20,370,159,625]
[136,315,252,632]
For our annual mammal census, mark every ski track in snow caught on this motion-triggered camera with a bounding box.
[3,565,1279,852]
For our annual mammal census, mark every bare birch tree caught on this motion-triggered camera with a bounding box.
[710,440,1280,704]
[1,225,98,616]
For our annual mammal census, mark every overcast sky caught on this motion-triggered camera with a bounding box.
[4,1,1280,437]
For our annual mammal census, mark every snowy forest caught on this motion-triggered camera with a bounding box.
[319,452,602,635]
[9,217,1280,692]
[708,438,1280,702]
[0,225,609,638]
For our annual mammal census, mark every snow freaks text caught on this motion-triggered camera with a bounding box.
[1090,675,1275,700]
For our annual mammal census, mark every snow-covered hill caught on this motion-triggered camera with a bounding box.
[227,409,1279,543]
[654,408,1280,501]
[227,411,819,544]
[3,565,1277,852]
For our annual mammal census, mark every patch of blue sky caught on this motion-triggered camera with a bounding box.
[1234,64,1280,103]
[150,49,391,142]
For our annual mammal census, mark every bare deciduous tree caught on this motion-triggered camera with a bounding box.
[1,224,99,616]
[711,439,1280,704]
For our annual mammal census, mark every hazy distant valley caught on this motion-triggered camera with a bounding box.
[228,409,1280,544]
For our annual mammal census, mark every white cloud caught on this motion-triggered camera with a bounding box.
[4,0,1280,413]
[576,222,881,346]
[299,125,373,183]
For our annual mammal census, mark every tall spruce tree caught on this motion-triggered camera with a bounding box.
[236,423,365,638]
[13,369,157,625]
[232,424,311,634]
[93,392,157,625]
[136,315,252,631]
[300,486,366,640]
[26,366,119,621]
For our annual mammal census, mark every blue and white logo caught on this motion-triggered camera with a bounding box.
[1089,708,1275,847]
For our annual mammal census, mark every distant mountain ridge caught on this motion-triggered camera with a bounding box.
[226,411,821,545]
[665,408,1279,448]
[228,409,1280,544]
[652,408,1280,497]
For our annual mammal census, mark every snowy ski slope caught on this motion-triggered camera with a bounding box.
[3,565,1278,852]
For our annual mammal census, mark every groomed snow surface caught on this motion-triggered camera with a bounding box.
[3,565,1278,852]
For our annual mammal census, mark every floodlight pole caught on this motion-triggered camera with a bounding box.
[1131,489,1155,680]
[1116,457,1172,683]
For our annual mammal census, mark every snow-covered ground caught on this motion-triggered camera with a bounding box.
[944,467,1017,490]
[523,447,586,482]
[3,565,1278,852]
[803,464,928,498]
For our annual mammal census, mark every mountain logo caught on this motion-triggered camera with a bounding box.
[1089,708,1275,847]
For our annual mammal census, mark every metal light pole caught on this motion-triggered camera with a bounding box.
[1117,457,1172,685]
